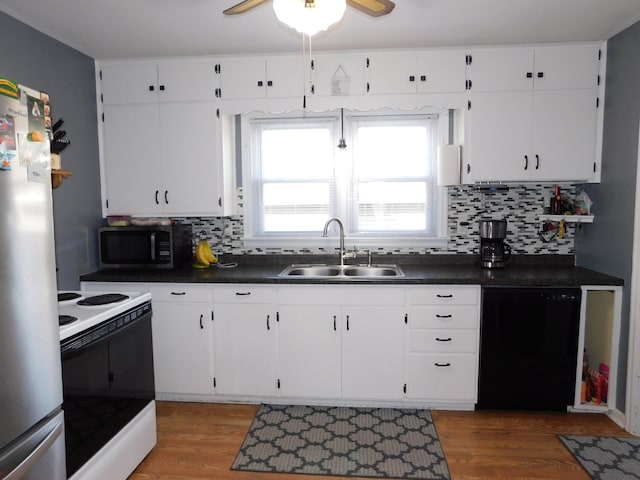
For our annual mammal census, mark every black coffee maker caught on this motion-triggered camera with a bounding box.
[479,219,511,268]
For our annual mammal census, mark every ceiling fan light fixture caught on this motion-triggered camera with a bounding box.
[273,0,347,36]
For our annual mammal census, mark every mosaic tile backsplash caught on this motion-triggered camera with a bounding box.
[176,184,581,256]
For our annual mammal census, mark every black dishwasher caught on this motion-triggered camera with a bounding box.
[478,287,581,411]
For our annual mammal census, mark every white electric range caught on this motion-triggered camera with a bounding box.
[58,290,151,341]
[57,289,156,480]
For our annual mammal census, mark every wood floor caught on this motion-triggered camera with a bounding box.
[129,401,633,480]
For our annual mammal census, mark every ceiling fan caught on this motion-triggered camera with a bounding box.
[224,0,396,18]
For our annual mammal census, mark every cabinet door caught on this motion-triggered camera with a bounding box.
[531,89,598,181]
[365,52,417,94]
[466,91,532,182]
[158,101,224,216]
[469,47,535,92]
[416,50,467,93]
[311,53,366,96]
[341,306,405,400]
[152,302,213,395]
[219,57,266,99]
[278,305,341,398]
[533,44,600,91]
[157,60,218,102]
[102,103,163,215]
[100,63,159,105]
[265,56,306,98]
[213,303,277,396]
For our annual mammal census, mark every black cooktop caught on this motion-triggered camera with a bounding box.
[77,294,130,306]
[58,292,82,302]
[59,315,78,326]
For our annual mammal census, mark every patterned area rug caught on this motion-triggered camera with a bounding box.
[559,435,640,479]
[232,404,450,479]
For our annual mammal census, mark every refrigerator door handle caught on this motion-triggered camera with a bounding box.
[2,417,64,480]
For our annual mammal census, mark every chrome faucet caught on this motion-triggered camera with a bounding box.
[322,217,346,266]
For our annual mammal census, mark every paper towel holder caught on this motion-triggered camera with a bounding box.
[437,144,461,186]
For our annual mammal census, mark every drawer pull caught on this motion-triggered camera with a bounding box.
[435,362,451,367]
[171,292,186,296]
[436,314,452,319]
[235,292,251,296]
[437,294,453,298]
[436,337,452,342]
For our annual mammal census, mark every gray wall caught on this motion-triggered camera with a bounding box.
[0,11,102,289]
[575,20,640,413]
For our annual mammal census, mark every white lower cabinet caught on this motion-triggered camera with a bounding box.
[146,285,214,397]
[277,304,342,398]
[405,286,481,404]
[277,285,406,402]
[212,285,278,397]
[341,305,405,400]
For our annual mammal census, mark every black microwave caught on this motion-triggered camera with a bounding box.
[98,225,192,269]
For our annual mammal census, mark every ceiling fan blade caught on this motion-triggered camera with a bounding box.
[347,0,395,17]
[223,0,271,15]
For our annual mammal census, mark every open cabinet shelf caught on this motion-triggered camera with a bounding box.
[538,214,594,223]
[572,286,622,413]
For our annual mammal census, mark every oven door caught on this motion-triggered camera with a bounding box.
[60,306,154,477]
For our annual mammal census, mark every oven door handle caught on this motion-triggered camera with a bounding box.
[3,416,64,480]
[150,233,156,261]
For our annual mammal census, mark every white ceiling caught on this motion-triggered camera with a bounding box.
[2,0,640,60]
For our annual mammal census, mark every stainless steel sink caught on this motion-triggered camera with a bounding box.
[283,265,342,277]
[278,264,404,278]
[342,266,400,277]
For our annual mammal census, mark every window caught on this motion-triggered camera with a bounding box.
[242,108,449,248]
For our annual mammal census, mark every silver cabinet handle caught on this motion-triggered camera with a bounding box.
[4,417,64,480]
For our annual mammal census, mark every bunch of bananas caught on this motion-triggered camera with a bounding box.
[193,239,218,268]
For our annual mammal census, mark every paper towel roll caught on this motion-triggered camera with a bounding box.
[437,144,461,186]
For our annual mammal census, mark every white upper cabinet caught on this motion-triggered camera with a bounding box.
[218,55,306,100]
[100,63,159,105]
[156,61,218,102]
[101,60,217,104]
[365,50,467,95]
[464,43,602,183]
[100,59,229,217]
[468,44,600,92]
[310,53,366,97]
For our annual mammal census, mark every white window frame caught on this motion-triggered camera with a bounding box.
[241,107,450,250]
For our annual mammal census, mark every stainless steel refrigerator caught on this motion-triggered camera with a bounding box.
[0,80,66,479]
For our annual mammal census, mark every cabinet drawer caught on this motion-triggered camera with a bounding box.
[213,285,277,304]
[409,329,477,353]
[407,353,477,401]
[408,305,479,329]
[148,284,211,303]
[406,286,479,305]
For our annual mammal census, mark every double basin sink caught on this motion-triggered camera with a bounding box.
[279,263,404,279]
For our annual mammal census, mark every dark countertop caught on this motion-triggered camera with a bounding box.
[79,254,624,287]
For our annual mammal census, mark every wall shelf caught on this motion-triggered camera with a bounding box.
[51,169,72,189]
[538,214,594,223]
